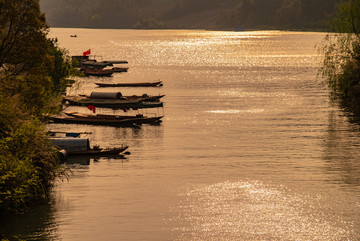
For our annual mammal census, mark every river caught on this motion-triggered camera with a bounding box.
[1,29,359,240]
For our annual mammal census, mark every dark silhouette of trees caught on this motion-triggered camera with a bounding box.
[40,0,339,30]
[0,0,49,75]
[321,0,360,114]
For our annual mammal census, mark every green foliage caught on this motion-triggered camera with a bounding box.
[0,0,74,212]
[0,44,73,120]
[331,0,360,33]
[321,0,360,113]
[0,121,61,212]
[41,43,75,93]
[0,235,25,241]
[0,94,27,138]
[0,0,49,75]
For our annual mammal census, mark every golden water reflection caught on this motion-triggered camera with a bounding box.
[31,29,360,240]
[170,181,355,240]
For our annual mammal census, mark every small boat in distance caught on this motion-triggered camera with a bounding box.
[95,81,163,87]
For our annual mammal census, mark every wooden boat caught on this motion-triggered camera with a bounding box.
[80,92,165,102]
[81,61,110,69]
[80,60,128,73]
[95,81,163,87]
[112,67,129,72]
[48,131,92,137]
[49,138,129,156]
[68,147,128,156]
[64,112,163,125]
[50,115,141,127]
[82,68,114,77]
[63,96,164,109]
[103,60,128,64]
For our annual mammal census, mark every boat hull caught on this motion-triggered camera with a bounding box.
[63,97,164,109]
[68,146,128,156]
[64,112,163,125]
[95,81,163,87]
[83,68,114,77]
[50,116,140,127]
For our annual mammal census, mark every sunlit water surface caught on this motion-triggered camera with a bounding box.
[2,29,360,240]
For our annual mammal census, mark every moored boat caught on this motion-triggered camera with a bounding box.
[82,91,165,102]
[50,115,141,127]
[49,137,129,156]
[63,96,164,109]
[112,67,129,72]
[95,81,163,87]
[64,112,163,125]
[82,68,114,77]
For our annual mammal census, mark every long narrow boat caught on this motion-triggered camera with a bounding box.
[112,67,129,72]
[83,68,114,77]
[95,81,163,87]
[80,92,165,102]
[64,112,163,125]
[63,96,164,109]
[69,147,128,156]
[50,115,141,127]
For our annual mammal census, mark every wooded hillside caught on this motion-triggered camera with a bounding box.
[40,0,339,30]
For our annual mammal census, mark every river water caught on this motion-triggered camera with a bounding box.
[1,29,360,240]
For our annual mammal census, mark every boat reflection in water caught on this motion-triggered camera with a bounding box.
[63,155,129,166]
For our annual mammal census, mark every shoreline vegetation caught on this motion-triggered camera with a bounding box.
[320,0,360,115]
[0,0,74,215]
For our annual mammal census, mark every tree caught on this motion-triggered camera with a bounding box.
[321,0,360,113]
[0,0,49,76]
[0,0,74,119]
[0,0,72,213]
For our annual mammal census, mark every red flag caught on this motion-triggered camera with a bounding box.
[87,105,96,113]
[83,49,91,56]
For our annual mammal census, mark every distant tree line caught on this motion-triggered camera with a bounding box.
[218,0,339,30]
[40,0,340,30]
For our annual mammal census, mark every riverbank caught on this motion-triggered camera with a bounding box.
[0,1,75,213]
